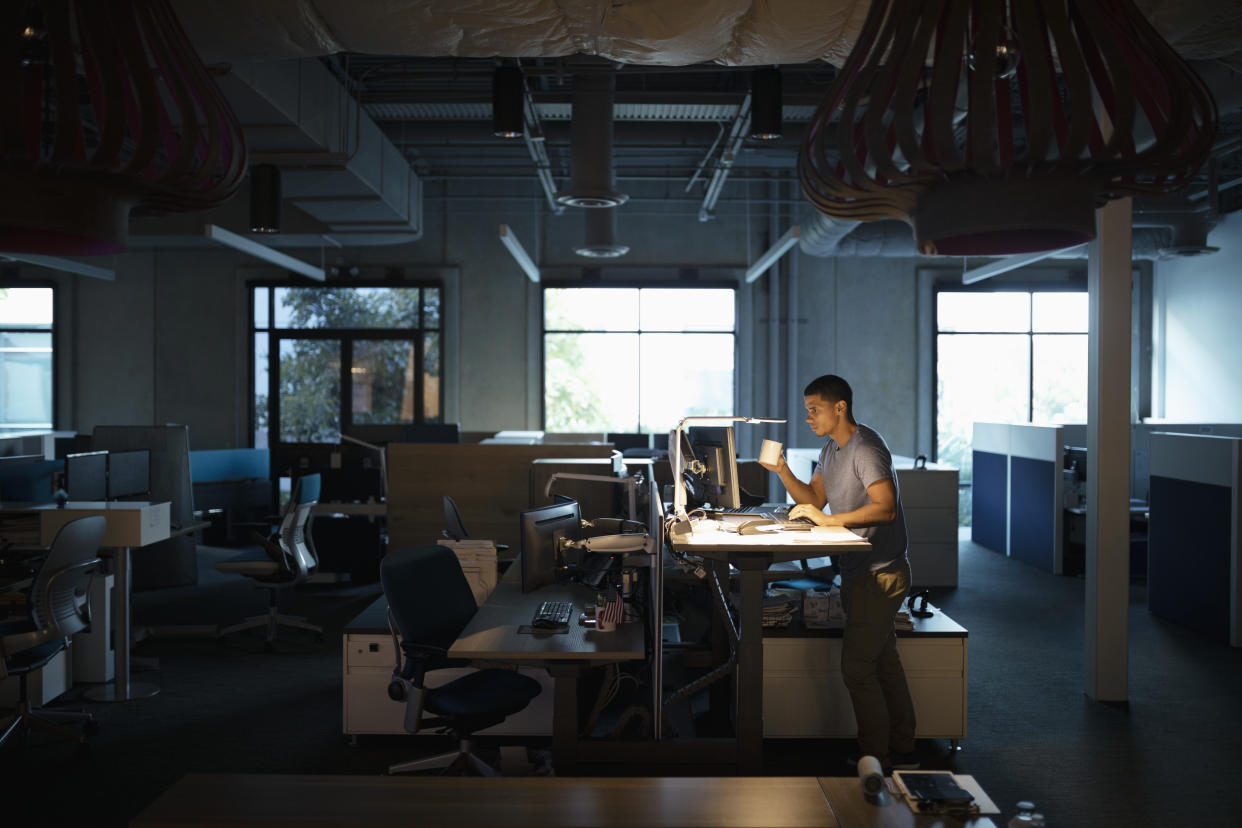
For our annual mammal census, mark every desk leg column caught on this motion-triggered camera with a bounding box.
[736,569,764,773]
[85,547,160,702]
[547,662,583,773]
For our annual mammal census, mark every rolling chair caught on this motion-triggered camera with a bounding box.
[381,545,541,776]
[1,515,105,750]
[215,473,323,646]
[443,495,508,553]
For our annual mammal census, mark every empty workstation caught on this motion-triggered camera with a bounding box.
[2,3,1242,827]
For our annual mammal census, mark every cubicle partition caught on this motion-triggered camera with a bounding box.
[1148,433,1242,647]
[386,442,616,553]
[971,422,1065,574]
[189,448,271,544]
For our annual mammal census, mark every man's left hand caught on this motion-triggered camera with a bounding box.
[789,503,837,526]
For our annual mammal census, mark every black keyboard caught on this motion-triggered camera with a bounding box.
[532,600,574,629]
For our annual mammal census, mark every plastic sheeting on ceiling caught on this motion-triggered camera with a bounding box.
[173,0,1242,69]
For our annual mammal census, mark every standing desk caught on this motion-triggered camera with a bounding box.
[0,501,171,701]
[669,526,870,773]
[448,576,646,769]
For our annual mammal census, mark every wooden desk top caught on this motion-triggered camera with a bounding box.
[1,501,171,548]
[450,578,645,663]
[133,774,840,828]
[670,524,870,567]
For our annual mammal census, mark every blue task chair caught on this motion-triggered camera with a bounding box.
[215,473,323,646]
[1,516,104,750]
[381,545,541,776]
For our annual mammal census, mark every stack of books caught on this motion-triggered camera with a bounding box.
[438,539,498,605]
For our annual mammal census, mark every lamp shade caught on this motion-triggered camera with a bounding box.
[798,0,1217,256]
[0,0,247,255]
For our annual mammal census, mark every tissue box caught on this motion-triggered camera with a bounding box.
[803,585,843,628]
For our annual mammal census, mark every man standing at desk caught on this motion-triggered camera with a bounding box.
[759,374,918,770]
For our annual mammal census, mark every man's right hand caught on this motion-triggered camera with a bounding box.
[758,452,785,473]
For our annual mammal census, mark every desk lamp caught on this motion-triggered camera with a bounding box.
[669,415,785,526]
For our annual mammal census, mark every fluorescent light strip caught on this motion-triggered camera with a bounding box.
[961,244,1086,284]
[744,225,800,283]
[0,252,115,280]
[204,224,325,281]
[499,224,540,283]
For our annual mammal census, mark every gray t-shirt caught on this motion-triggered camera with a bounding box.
[816,423,908,579]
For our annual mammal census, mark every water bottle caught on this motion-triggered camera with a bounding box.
[1008,801,1046,827]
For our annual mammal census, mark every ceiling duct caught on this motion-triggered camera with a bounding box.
[555,72,627,208]
[574,208,629,258]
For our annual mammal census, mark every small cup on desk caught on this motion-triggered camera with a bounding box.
[760,439,783,466]
[596,617,615,633]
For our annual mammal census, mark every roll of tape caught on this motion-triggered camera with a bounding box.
[857,755,884,797]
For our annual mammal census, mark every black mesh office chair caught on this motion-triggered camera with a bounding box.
[0,516,104,750]
[381,545,541,776]
[215,473,323,646]
[443,495,508,553]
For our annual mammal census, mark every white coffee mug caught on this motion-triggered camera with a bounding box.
[760,438,782,465]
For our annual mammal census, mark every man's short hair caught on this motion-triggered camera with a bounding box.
[804,374,855,423]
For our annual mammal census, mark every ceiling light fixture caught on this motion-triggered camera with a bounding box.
[498,224,540,282]
[750,67,783,141]
[205,225,324,281]
[798,0,1218,256]
[249,165,282,233]
[492,65,525,138]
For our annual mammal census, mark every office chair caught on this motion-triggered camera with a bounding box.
[215,473,323,647]
[0,516,105,750]
[381,545,541,776]
[443,495,508,553]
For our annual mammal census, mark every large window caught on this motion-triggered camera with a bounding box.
[0,286,54,431]
[544,287,735,433]
[251,284,441,447]
[937,289,1088,516]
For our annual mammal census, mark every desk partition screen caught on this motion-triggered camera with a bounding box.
[65,451,108,501]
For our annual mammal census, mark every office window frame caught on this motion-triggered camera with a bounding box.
[541,282,738,434]
[0,281,57,431]
[934,283,1088,473]
[249,280,443,448]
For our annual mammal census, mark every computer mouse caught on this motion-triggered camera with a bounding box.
[738,519,777,535]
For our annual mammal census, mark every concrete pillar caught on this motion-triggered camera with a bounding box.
[1085,197,1132,702]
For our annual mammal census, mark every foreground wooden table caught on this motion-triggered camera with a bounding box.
[133,773,1003,828]
[133,775,840,827]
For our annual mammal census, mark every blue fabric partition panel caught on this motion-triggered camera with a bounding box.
[189,449,270,483]
[1009,456,1056,571]
[971,450,1008,553]
[1148,475,1231,643]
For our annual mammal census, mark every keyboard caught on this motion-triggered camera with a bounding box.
[531,600,574,629]
[761,506,814,527]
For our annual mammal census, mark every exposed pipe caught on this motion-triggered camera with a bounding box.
[698,92,753,222]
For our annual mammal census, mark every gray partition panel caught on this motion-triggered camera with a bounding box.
[92,425,196,589]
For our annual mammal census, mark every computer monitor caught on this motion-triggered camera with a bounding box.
[519,498,581,593]
[1064,445,1087,482]
[64,451,108,501]
[107,450,151,499]
[685,426,740,510]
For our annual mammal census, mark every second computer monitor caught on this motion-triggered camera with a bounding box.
[519,498,581,593]
[108,450,151,499]
[686,425,740,510]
